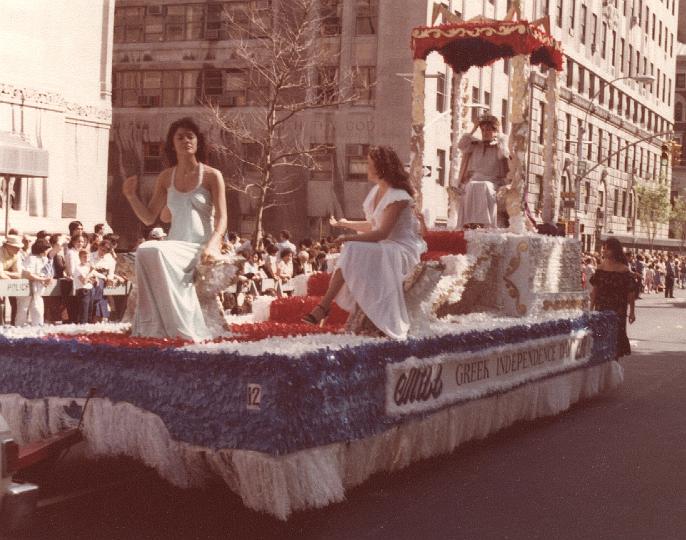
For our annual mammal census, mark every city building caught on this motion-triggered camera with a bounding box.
[672,46,686,200]
[0,0,114,235]
[109,0,678,251]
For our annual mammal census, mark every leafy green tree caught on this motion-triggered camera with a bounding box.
[669,196,686,252]
[635,183,671,251]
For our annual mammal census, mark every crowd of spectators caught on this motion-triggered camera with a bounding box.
[0,221,125,326]
[217,229,340,315]
[0,224,340,325]
[582,250,686,298]
[6,221,684,327]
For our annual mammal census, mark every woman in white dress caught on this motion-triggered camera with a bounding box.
[302,146,426,339]
[123,117,227,340]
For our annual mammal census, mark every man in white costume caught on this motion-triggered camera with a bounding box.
[456,114,510,229]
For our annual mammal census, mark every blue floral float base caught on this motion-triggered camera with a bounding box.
[0,312,621,519]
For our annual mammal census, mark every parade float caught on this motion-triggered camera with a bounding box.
[0,8,622,522]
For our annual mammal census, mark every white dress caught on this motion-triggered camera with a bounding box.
[132,164,213,341]
[335,186,427,339]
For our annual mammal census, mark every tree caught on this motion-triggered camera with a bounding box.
[206,0,368,245]
[635,183,671,252]
[669,196,686,252]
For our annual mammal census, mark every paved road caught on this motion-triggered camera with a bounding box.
[6,290,686,540]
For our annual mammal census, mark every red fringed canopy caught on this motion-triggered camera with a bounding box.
[411,20,563,73]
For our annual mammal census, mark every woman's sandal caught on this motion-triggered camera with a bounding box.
[301,304,329,326]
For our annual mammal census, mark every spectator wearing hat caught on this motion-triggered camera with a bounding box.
[1,235,23,279]
[1,235,24,325]
[456,113,510,229]
[148,227,167,241]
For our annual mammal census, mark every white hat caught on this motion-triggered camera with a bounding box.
[148,227,167,240]
[3,235,23,249]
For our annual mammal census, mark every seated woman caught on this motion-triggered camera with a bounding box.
[123,117,227,341]
[303,146,427,339]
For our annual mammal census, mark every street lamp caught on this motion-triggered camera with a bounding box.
[573,74,656,242]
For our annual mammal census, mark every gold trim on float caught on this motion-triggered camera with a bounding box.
[503,241,529,316]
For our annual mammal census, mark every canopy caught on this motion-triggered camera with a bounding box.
[0,131,49,178]
[411,20,564,74]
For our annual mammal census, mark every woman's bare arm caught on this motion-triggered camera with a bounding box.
[123,171,169,226]
[200,167,228,262]
[330,216,372,233]
[338,201,407,244]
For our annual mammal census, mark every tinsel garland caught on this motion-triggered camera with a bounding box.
[0,312,618,456]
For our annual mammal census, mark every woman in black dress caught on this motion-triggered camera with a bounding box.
[590,237,637,358]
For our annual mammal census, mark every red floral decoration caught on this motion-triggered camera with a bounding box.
[269,296,347,327]
[306,272,332,296]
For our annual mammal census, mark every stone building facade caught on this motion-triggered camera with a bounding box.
[0,0,114,234]
[109,0,678,250]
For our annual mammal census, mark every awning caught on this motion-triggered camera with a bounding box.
[0,131,49,178]
[600,232,686,251]
[411,20,564,73]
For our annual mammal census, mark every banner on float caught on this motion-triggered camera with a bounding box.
[386,330,593,416]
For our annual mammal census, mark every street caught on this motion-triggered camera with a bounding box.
[6,290,686,540]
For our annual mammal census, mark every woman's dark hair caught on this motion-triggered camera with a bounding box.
[164,117,207,166]
[603,237,628,265]
[69,232,89,249]
[368,146,415,197]
[31,238,50,255]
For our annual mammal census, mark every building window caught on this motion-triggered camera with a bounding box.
[601,22,607,59]
[346,144,370,180]
[579,4,587,44]
[436,73,446,112]
[613,188,619,216]
[538,101,545,144]
[610,30,616,66]
[597,128,603,162]
[143,142,164,174]
[589,73,595,99]
[565,113,572,152]
[503,57,510,74]
[501,98,509,134]
[320,0,342,36]
[200,69,224,100]
[616,91,623,116]
[353,66,376,105]
[536,174,544,213]
[591,13,597,51]
[316,67,339,104]
[164,4,205,41]
[587,125,593,160]
[628,45,633,76]
[114,6,145,43]
[355,0,378,35]
[585,181,591,205]
[161,70,201,107]
[566,58,574,87]
[677,74,686,89]
[578,66,585,94]
[310,144,335,181]
[436,149,446,186]
[569,0,576,29]
[555,0,563,27]
[471,86,480,123]
[619,38,625,73]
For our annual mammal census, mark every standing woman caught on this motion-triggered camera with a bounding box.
[590,237,637,359]
[123,117,227,340]
[303,146,427,339]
